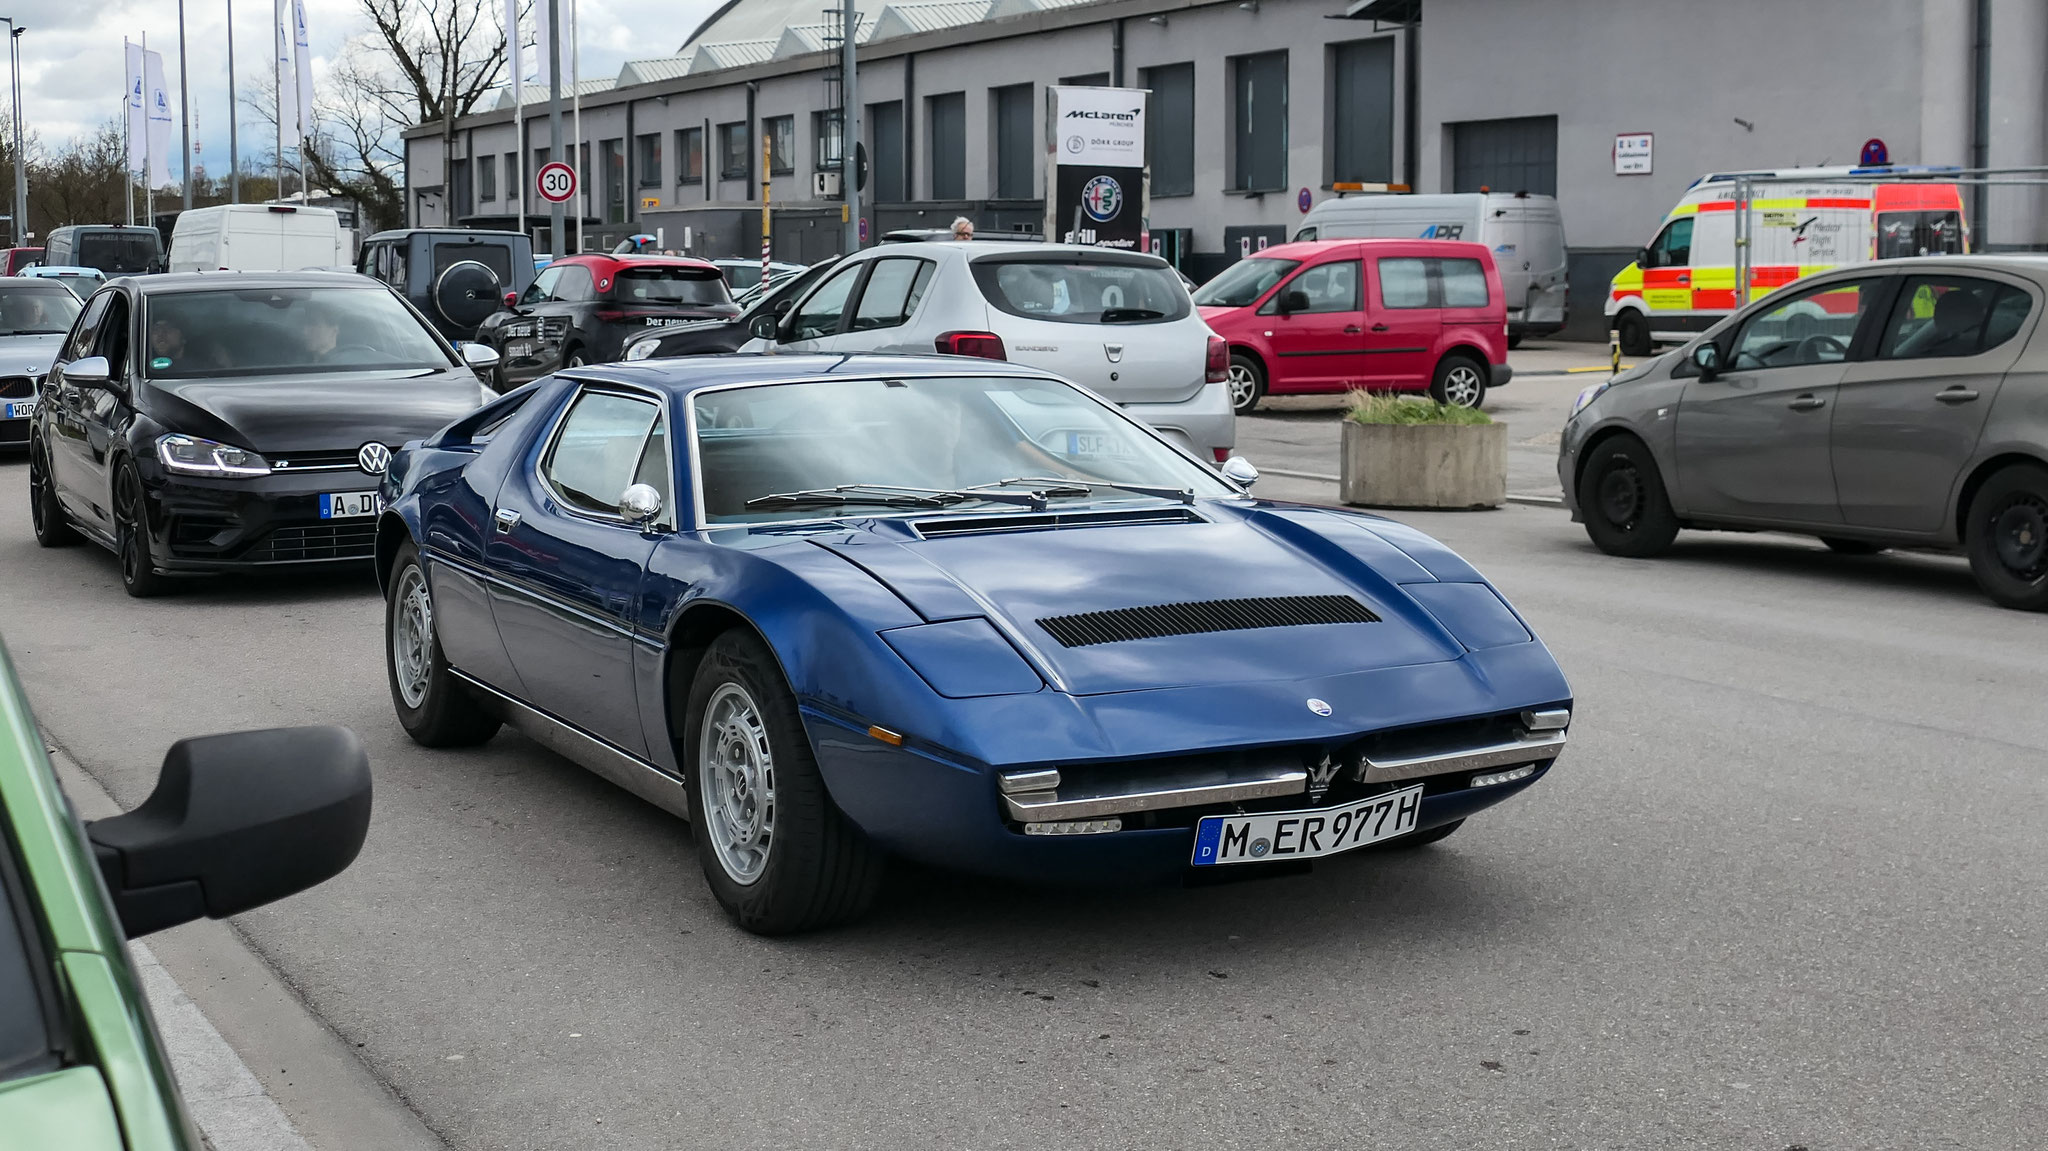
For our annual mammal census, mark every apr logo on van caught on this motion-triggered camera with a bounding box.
[1420,223,1466,240]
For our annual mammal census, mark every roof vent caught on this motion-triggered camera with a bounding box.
[1037,594,1380,648]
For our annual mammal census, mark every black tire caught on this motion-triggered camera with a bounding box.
[29,442,77,547]
[1226,353,1265,415]
[1821,537,1887,556]
[113,462,173,598]
[684,630,883,934]
[1429,354,1488,409]
[1615,310,1653,357]
[1964,462,2048,610]
[385,541,502,746]
[564,346,588,370]
[1370,818,1464,851]
[1577,434,1680,558]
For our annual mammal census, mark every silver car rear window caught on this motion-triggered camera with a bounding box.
[970,257,1191,325]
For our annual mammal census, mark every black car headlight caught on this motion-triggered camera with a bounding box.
[157,433,272,478]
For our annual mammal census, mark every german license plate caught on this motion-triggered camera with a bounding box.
[1190,783,1424,866]
[4,400,34,420]
[319,491,381,519]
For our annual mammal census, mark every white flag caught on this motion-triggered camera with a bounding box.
[533,0,550,87]
[144,49,175,189]
[273,0,297,150]
[291,0,314,142]
[504,0,521,92]
[124,41,146,175]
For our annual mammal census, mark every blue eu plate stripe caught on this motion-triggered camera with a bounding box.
[318,494,332,519]
[1191,817,1223,866]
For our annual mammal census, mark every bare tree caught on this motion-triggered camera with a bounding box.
[28,122,129,233]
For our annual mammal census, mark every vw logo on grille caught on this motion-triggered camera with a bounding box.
[1306,698,1333,717]
[357,442,392,475]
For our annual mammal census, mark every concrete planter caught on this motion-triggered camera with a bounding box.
[1340,420,1507,510]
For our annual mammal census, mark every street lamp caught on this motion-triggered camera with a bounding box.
[0,20,24,249]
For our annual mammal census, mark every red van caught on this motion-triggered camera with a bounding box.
[1,247,44,275]
[1193,239,1511,413]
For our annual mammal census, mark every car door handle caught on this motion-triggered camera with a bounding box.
[1787,394,1827,411]
[1935,387,1980,404]
[1370,323,1389,332]
[1676,273,1690,284]
[1343,325,1362,334]
[493,508,522,533]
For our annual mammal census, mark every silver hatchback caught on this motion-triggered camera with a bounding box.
[1559,255,2048,609]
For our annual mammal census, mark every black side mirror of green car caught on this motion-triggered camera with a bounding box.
[86,726,372,937]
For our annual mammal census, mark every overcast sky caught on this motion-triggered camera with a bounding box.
[17,0,721,176]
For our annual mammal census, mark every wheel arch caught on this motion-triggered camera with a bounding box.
[1571,422,1662,504]
[1954,451,2048,543]
[661,600,778,752]
[1227,343,1268,378]
[1437,344,1490,370]
[373,512,412,594]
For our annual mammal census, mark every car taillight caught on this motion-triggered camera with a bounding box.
[1212,447,1231,462]
[936,330,1006,360]
[1205,334,1228,383]
[594,309,629,323]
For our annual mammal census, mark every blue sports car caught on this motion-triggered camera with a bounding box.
[375,355,1571,933]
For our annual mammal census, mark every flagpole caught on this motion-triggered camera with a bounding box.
[570,0,581,239]
[143,33,153,228]
[178,0,192,210]
[227,0,239,203]
[272,0,282,200]
[123,39,134,226]
[512,0,524,240]
[546,0,562,257]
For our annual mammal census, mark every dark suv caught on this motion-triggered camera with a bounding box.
[355,228,537,343]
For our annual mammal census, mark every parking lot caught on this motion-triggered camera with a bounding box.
[12,432,2043,1150]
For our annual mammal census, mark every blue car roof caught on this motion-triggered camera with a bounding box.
[563,353,1056,397]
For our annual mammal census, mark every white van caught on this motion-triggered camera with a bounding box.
[168,204,353,273]
[1295,192,1567,344]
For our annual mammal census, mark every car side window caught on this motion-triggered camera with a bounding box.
[390,244,409,288]
[523,267,560,306]
[1436,258,1491,308]
[789,264,864,340]
[847,258,935,332]
[1877,275,2029,360]
[1646,217,1693,268]
[1375,258,1432,309]
[553,266,596,303]
[631,417,673,525]
[64,294,110,362]
[542,390,663,518]
[1273,260,1360,314]
[92,295,131,379]
[1729,280,1873,371]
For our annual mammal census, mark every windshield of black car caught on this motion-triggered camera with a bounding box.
[77,232,159,274]
[144,287,455,379]
[693,375,1234,523]
[613,267,732,306]
[1192,257,1300,308]
[971,257,1191,325]
[0,286,81,335]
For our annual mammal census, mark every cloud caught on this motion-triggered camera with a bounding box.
[20,0,715,180]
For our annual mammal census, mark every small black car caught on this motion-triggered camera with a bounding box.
[475,253,736,389]
[354,227,537,343]
[29,272,501,596]
[620,256,842,362]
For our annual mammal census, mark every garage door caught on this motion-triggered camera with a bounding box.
[1450,115,1557,196]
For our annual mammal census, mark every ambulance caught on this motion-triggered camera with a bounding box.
[1606,166,1967,354]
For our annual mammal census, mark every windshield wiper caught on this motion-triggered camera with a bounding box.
[956,476,1194,505]
[745,484,958,511]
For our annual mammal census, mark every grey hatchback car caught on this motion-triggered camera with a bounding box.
[1560,256,2048,609]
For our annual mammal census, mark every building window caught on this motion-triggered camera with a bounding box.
[813,110,843,171]
[928,92,966,200]
[676,127,704,185]
[1141,62,1194,198]
[636,133,661,188]
[1229,51,1288,192]
[991,84,1033,200]
[451,158,473,217]
[717,121,748,181]
[503,152,518,205]
[764,115,795,176]
[477,153,497,202]
[1329,39,1395,186]
[602,138,625,223]
[1060,72,1108,86]
[1450,115,1558,196]
[869,101,904,203]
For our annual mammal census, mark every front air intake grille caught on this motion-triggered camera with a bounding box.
[0,376,35,399]
[915,506,1205,539]
[1037,594,1380,648]
[242,522,378,562]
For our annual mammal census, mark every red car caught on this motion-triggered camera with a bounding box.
[1,247,44,275]
[476,253,738,388]
[1193,239,1512,413]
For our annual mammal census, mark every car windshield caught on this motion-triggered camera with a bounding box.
[1192,257,1300,308]
[971,256,1191,324]
[693,375,1236,523]
[0,286,81,335]
[144,286,454,379]
[613,267,731,306]
[721,263,763,290]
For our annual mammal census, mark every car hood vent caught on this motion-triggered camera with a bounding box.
[913,506,1205,539]
[1037,594,1381,648]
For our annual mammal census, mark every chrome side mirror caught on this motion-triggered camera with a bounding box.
[64,356,112,385]
[619,482,663,525]
[460,342,501,369]
[1219,455,1260,489]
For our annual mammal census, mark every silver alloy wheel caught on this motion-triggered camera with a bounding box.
[1440,364,1484,408]
[700,681,776,885]
[392,565,435,710]
[1227,363,1259,409]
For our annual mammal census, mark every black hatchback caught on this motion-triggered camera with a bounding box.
[29,272,501,596]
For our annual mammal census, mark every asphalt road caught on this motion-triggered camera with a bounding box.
[7,456,2045,1150]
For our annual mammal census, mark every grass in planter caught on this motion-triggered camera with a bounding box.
[1344,391,1494,426]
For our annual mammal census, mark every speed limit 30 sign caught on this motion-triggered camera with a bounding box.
[536,161,577,204]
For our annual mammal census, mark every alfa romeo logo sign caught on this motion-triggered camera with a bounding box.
[1081,175,1123,223]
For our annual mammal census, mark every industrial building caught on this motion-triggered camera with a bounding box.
[406,0,2036,339]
